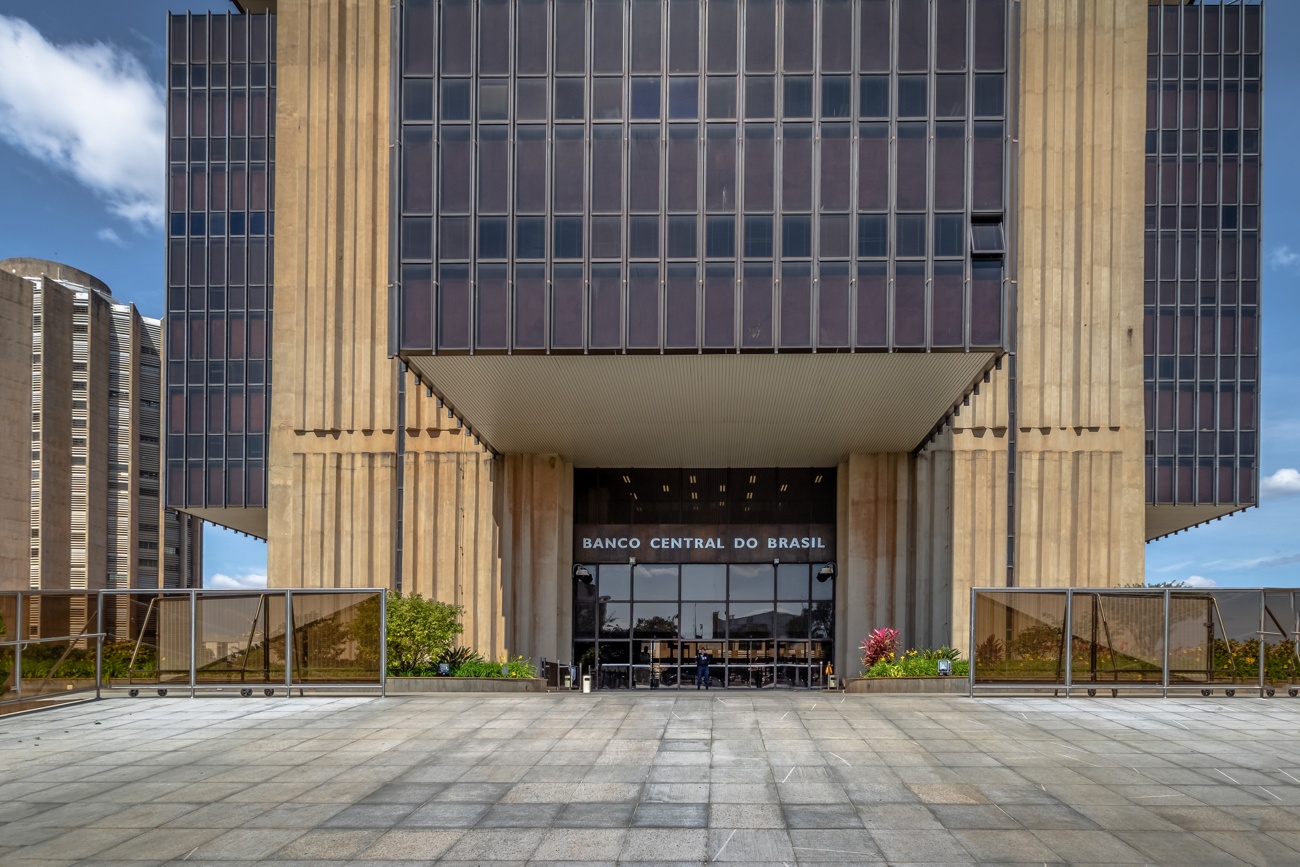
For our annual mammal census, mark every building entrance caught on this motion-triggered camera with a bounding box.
[571,468,837,689]
[572,561,834,690]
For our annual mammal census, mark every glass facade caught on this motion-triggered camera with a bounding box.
[165,14,275,511]
[396,0,1011,355]
[1144,2,1261,508]
[572,467,834,688]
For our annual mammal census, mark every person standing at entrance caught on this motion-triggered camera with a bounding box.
[695,649,712,690]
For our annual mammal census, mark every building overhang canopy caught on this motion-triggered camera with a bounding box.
[404,352,996,466]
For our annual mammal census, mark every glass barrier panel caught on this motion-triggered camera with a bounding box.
[1166,592,1213,685]
[18,640,99,698]
[0,593,17,646]
[1070,592,1165,686]
[101,592,193,686]
[1167,590,1259,689]
[1262,591,1300,689]
[195,592,287,684]
[1,646,14,701]
[972,591,1067,683]
[289,592,383,683]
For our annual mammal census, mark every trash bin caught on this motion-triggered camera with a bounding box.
[582,674,591,694]
[562,671,573,689]
[827,675,838,690]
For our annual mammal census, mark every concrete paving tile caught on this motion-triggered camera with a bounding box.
[320,802,418,828]
[648,764,710,783]
[85,801,203,829]
[631,802,708,828]
[531,828,627,860]
[707,828,795,862]
[501,782,577,803]
[776,782,846,804]
[641,782,708,803]
[353,828,465,860]
[787,829,885,862]
[857,803,945,830]
[708,803,786,828]
[952,830,1064,863]
[397,801,490,828]
[188,828,307,860]
[1191,830,1300,867]
[271,829,385,860]
[476,803,565,828]
[1149,804,1263,831]
[243,802,348,828]
[1221,806,1300,831]
[1115,830,1252,866]
[93,827,225,861]
[567,782,642,802]
[928,804,1022,830]
[871,829,973,862]
[554,801,636,828]
[1070,803,1183,831]
[712,782,779,803]
[9,827,138,860]
[428,781,513,803]
[843,782,919,804]
[782,803,864,829]
[996,802,1100,830]
[907,783,991,805]
[1032,829,1163,864]
[440,828,544,860]
[160,802,270,829]
[618,828,708,862]
[359,783,447,804]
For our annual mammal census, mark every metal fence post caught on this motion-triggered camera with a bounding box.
[1063,589,1073,698]
[284,590,293,696]
[14,591,21,702]
[968,587,977,698]
[95,592,104,700]
[380,589,388,698]
[189,589,197,698]
[1162,589,1171,698]
[1260,590,1267,698]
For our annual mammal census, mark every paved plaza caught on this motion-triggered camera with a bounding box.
[2,693,1300,865]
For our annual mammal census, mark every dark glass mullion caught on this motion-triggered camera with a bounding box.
[846,0,860,350]
[806,0,823,353]
[505,0,519,355]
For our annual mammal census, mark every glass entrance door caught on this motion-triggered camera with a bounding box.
[573,562,834,689]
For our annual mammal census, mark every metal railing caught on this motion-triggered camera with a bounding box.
[1,589,386,715]
[970,587,1300,698]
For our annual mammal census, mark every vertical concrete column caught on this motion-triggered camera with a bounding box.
[835,454,911,676]
[500,455,574,664]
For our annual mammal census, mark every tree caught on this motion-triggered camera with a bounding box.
[384,594,464,674]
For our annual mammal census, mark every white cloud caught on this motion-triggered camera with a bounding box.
[1183,575,1217,589]
[207,571,269,590]
[1260,468,1300,498]
[1269,245,1300,273]
[0,16,164,228]
[96,227,123,246]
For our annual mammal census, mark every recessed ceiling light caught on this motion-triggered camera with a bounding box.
[779,484,788,492]
[719,484,726,492]
[813,474,823,484]
[746,491,753,500]
[749,475,757,484]
[622,475,631,484]
[662,484,670,492]
[689,475,697,484]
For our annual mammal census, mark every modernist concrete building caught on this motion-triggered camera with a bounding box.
[0,259,203,614]
[166,0,1262,685]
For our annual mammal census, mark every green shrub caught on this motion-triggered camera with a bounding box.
[385,594,464,675]
[437,646,482,669]
[453,658,503,678]
[863,651,970,678]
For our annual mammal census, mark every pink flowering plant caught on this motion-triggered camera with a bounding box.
[860,627,900,669]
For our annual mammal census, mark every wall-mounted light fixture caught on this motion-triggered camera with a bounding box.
[816,562,837,583]
[572,563,593,585]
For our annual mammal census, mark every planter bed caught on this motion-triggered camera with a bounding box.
[843,676,969,695]
[386,676,546,694]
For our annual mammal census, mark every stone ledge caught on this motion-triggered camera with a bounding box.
[843,676,969,694]
[386,677,547,693]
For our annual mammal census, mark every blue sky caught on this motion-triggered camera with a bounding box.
[0,1,1297,590]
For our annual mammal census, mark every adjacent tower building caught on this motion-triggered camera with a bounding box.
[1,259,203,602]
[167,0,1262,684]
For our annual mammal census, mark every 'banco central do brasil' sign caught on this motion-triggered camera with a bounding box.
[573,524,835,564]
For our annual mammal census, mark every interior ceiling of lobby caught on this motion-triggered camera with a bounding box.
[406,352,996,467]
